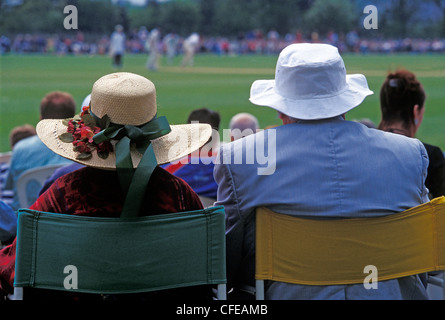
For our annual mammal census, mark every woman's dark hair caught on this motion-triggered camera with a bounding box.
[187,108,221,131]
[379,69,426,129]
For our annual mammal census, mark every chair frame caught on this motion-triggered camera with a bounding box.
[199,196,216,208]
[426,272,445,300]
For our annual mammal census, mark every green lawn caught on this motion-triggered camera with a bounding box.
[1,52,445,152]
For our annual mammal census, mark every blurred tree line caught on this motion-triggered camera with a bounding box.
[1,0,444,38]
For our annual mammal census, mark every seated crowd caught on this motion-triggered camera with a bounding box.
[0,43,445,300]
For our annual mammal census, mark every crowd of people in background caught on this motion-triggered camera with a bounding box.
[2,27,445,58]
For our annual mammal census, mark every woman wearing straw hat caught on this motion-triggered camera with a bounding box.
[214,43,430,300]
[0,72,213,299]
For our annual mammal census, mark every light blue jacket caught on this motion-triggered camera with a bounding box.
[214,116,430,300]
[5,135,73,211]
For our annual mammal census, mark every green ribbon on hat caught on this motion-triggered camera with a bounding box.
[92,113,171,218]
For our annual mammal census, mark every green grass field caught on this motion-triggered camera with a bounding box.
[1,52,445,153]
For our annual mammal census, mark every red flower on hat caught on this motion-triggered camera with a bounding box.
[73,140,92,154]
[80,125,97,143]
[59,107,113,160]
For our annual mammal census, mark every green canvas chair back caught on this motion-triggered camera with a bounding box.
[13,206,226,299]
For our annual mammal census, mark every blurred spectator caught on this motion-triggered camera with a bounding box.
[38,93,92,195]
[146,28,161,71]
[9,124,36,148]
[110,25,126,69]
[163,108,220,201]
[378,69,445,199]
[0,35,11,54]
[229,112,259,141]
[164,33,179,65]
[182,33,200,67]
[5,91,76,210]
[0,125,37,207]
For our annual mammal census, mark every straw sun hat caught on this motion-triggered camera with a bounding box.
[249,43,373,120]
[36,72,212,170]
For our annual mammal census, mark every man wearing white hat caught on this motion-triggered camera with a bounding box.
[214,43,430,299]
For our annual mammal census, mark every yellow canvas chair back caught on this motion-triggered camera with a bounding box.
[255,197,445,299]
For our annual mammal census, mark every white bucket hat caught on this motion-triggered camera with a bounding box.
[249,43,373,120]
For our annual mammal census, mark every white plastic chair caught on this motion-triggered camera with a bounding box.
[0,152,12,164]
[16,164,65,208]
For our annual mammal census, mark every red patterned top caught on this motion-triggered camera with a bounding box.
[0,166,203,296]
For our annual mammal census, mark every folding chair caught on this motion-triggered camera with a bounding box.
[12,206,227,300]
[16,164,65,208]
[199,196,216,208]
[427,272,445,300]
[255,197,445,300]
